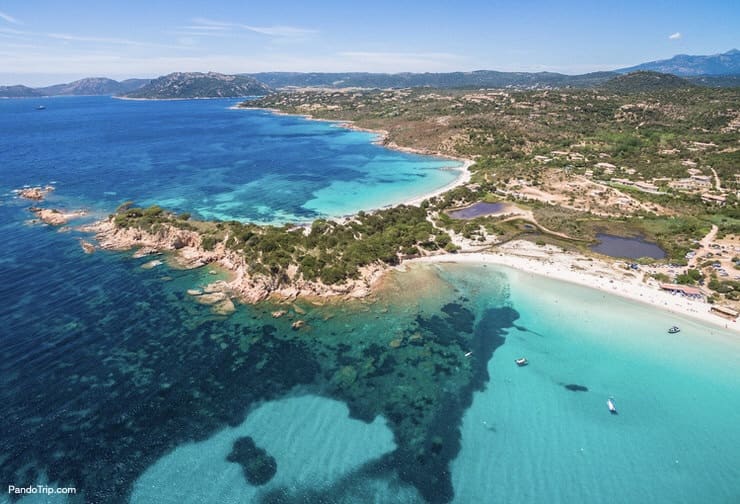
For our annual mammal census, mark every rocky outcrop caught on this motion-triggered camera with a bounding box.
[30,207,87,225]
[84,218,389,305]
[17,186,54,201]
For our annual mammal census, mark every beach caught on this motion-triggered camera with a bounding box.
[405,240,739,333]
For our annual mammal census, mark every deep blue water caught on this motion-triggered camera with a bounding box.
[0,96,458,223]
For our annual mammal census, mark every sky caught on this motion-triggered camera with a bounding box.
[0,0,738,86]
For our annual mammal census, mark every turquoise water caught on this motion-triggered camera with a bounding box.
[1,98,738,503]
[450,265,740,504]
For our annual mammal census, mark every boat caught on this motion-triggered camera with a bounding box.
[668,326,680,334]
[515,357,528,367]
[464,351,473,357]
[35,105,46,110]
[607,398,618,414]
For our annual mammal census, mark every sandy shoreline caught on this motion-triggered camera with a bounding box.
[403,241,739,333]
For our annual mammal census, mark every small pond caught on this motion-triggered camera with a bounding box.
[447,202,506,219]
[590,233,666,259]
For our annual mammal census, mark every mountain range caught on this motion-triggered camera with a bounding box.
[1,49,737,99]
[616,49,739,76]
[122,72,270,99]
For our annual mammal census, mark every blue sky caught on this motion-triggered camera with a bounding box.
[0,0,738,85]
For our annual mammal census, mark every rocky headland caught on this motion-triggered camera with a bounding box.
[83,217,386,305]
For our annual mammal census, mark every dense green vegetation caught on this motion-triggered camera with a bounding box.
[113,203,452,285]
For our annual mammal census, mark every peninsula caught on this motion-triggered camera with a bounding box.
[74,71,739,328]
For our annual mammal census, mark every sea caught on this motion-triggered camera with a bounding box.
[1,97,738,504]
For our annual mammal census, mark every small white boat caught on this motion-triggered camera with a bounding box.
[464,351,473,357]
[35,105,46,110]
[668,326,680,334]
[515,357,528,367]
[607,398,618,415]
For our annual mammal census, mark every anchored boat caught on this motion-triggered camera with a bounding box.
[607,398,618,415]
[515,357,528,367]
[668,326,680,334]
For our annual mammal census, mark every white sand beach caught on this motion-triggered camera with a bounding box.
[405,240,739,333]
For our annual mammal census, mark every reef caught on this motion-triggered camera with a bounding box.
[226,437,277,486]
[0,264,518,503]
[564,384,589,392]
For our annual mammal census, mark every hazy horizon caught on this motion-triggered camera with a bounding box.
[1,0,738,87]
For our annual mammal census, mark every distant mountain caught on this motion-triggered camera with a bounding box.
[36,77,149,96]
[600,71,696,93]
[0,85,41,98]
[617,49,740,76]
[246,71,619,89]
[121,72,271,99]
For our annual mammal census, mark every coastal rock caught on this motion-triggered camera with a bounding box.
[291,320,306,330]
[212,297,236,315]
[194,292,227,305]
[186,288,203,296]
[17,186,54,201]
[271,310,287,318]
[80,240,96,254]
[132,246,160,258]
[141,259,163,270]
[30,207,87,226]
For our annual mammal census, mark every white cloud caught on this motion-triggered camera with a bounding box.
[47,33,148,46]
[668,32,682,40]
[241,25,318,38]
[186,18,318,39]
[0,10,22,25]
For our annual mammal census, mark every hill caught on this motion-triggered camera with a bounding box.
[617,49,740,76]
[121,72,271,99]
[0,85,41,98]
[600,71,696,93]
[36,77,149,96]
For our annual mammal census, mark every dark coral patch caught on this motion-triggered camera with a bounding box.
[564,384,589,392]
[226,436,277,486]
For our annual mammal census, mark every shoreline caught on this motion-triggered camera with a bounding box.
[234,105,474,210]
[402,241,738,333]
[59,101,734,333]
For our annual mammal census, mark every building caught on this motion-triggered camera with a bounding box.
[659,283,704,299]
[634,181,661,194]
[701,193,727,205]
[611,177,633,185]
[710,305,739,321]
